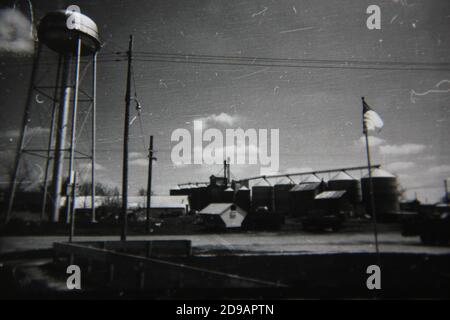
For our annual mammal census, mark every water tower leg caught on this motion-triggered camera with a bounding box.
[5,43,42,223]
[65,36,82,224]
[51,54,73,223]
[41,54,63,222]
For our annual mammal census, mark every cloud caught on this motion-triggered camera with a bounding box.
[196,112,237,126]
[260,167,280,176]
[428,165,450,175]
[384,161,415,172]
[129,152,144,159]
[285,167,314,174]
[379,143,426,156]
[410,79,450,103]
[355,135,385,147]
[130,158,148,167]
[0,9,34,53]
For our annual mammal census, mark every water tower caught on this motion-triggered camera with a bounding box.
[6,7,101,223]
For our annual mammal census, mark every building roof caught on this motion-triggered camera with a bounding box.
[290,182,321,192]
[239,185,249,191]
[363,169,396,178]
[199,203,235,215]
[253,179,272,187]
[225,187,234,192]
[315,190,346,199]
[275,177,294,185]
[301,174,321,183]
[330,171,355,181]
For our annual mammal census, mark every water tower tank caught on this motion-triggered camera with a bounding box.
[328,171,361,204]
[361,169,399,219]
[37,10,101,55]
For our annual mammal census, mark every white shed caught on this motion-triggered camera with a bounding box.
[199,203,247,229]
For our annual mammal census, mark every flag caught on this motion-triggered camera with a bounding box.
[362,97,384,132]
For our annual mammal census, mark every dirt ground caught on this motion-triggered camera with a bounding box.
[1,227,450,256]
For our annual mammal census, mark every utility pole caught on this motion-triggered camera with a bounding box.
[69,171,77,243]
[146,135,155,234]
[121,35,133,241]
[223,160,227,185]
[445,179,449,204]
[227,157,231,186]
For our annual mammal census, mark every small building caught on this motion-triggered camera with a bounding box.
[289,182,323,217]
[313,190,350,214]
[199,203,247,229]
[62,195,190,217]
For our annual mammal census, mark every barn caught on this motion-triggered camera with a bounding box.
[199,203,247,229]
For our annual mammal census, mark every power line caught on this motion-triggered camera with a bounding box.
[3,51,450,72]
[132,57,450,72]
[132,51,450,68]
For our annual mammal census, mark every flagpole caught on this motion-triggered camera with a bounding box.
[362,97,380,261]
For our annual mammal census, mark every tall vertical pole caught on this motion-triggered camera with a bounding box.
[51,54,73,222]
[65,36,82,224]
[121,35,133,241]
[41,54,63,222]
[223,160,227,185]
[445,179,449,204]
[91,52,97,223]
[362,97,380,261]
[69,171,77,242]
[5,43,41,223]
[146,135,154,234]
[227,158,231,186]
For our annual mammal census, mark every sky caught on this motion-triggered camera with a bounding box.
[0,0,449,203]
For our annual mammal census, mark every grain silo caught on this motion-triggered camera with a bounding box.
[274,177,295,215]
[361,169,399,220]
[252,179,273,211]
[289,182,323,217]
[197,183,210,210]
[190,184,209,211]
[223,187,235,203]
[169,186,183,196]
[328,171,361,205]
[207,183,224,203]
[236,185,251,212]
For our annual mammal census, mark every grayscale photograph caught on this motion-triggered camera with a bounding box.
[0,0,449,302]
